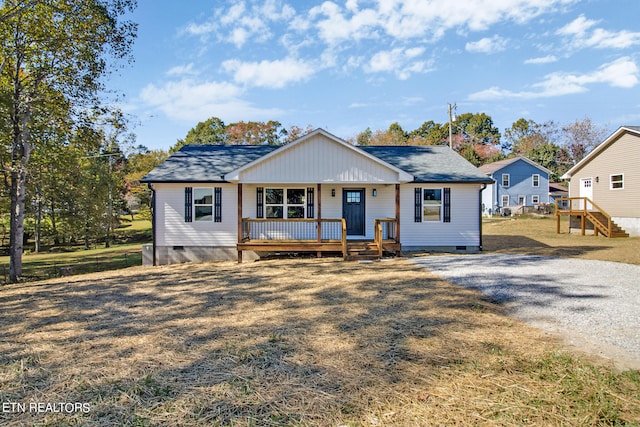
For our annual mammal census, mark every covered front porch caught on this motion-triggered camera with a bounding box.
[236,183,402,262]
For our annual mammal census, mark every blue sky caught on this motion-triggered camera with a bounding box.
[109,0,640,151]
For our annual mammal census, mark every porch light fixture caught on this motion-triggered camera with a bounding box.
[331,189,336,197]
[372,189,377,197]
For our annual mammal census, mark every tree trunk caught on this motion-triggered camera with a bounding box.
[9,99,32,283]
[9,170,26,282]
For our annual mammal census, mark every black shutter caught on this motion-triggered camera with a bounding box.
[414,187,422,222]
[306,187,314,218]
[214,187,222,222]
[443,187,451,223]
[184,187,193,222]
[256,187,264,218]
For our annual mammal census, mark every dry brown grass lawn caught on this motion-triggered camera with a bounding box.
[483,215,640,265]
[1,254,639,426]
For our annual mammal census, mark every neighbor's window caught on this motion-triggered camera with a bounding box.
[502,174,510,187]
[532,195,540,204]
[194,188,213,221]
[532,174,540,187]
[423,189,442,221]
[501,195,509,207]
[265,188,305,218]
[610,174,624,190]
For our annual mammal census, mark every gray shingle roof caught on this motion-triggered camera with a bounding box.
[142,143,493,184]
[141,145,278,183]
[360,146,494,183]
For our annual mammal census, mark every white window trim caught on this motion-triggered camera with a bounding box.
[532,174,540,187]
[532,195,540,204]
[610,174,624,190]
[423,188,443,222]
[501,195,509,207]
[517,195,526,206]
[194,187,213,221]
[265,187,306,219]
[502,173,510,187]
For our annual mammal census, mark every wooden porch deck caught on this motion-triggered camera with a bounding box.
[237,218,401,262]
[555,197,629,238]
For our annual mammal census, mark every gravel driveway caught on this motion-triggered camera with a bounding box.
[411,254,640,368]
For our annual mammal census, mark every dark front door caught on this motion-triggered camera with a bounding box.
[343,189,365,236]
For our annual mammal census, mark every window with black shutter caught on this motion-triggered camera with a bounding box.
[214,187,222,222]
[443,187,451,223]
[184,187,193,222]
[256,187,264,218]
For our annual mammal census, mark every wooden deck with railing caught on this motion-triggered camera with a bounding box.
[237,218,401,261]
[555,197,629,238]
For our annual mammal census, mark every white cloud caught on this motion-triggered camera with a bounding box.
[465,35,508,54]
[524,55,558,64]
[139,78,282,122]
[365,47,429,79]
[308,0,578,45]
[166,63,198,76]
[222,57,316,88]
[469,57,639,100]
[557,14,640,50]
[185,0,295,48]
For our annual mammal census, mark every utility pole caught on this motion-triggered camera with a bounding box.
[448,102,457,148]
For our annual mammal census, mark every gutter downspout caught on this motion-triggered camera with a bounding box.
[479,183,487,251]
[148,183,157,266]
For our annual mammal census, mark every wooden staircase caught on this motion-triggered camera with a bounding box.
[555,197,629,238]
[586,211,629,237]
[345,241,381,261]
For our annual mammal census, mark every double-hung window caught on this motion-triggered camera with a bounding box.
[532,174,540,187]
[502,174,510,187]
[610,174,624,190]
[265,188,306,218]
[194,188,213,221]
[185,187,222,222]
[423,189,442,222]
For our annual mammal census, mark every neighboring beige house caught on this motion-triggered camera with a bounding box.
[561,125,640,236]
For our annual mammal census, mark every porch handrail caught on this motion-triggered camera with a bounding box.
[374,220,383,258]
[242,218,345,242]
[555,197,612,237]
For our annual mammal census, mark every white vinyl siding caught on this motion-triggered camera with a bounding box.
[155,183,237,247]
[236,133,402,184]
[401,184,481,247]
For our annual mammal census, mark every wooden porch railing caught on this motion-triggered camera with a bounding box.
[241,218,345,241]
[239,217,401,262]
[239,218,348,260]
[374,218,398,258]
[555,197,613,237]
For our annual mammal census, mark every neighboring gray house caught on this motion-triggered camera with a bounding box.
[142,128,493,265]
[479,156,551,215]
[561,125,639,237]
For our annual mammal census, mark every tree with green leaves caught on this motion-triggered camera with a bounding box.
[0,0,137,282]
[170,116,227,153]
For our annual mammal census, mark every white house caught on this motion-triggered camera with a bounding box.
[141,129,494,265]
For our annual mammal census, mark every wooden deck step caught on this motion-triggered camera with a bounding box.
[588,212,630,237]
[345,241,380,261]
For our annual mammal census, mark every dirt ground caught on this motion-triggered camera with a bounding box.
[1,258,638,426]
